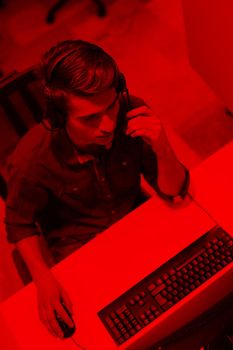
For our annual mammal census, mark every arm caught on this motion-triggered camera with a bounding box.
[151,129,187,197]
[126,105,189,201]
[15,236,74,339]
[5,165,74,338]
[15,235,54,283]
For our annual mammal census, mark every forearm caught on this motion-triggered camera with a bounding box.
[153,132,187,196]
[15,235,55,283]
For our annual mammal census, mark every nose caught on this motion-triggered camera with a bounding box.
[98,114,115,134]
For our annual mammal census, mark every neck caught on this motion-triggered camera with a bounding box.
[64,128,108,157]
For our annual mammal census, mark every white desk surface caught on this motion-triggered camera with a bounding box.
[2,138,233,350]
[191,139,233,234]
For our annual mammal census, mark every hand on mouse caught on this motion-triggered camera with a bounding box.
[35,270,74,338]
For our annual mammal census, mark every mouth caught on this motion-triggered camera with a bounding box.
[96,134,114,142]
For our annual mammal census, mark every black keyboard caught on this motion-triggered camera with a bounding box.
[98,226,233,345]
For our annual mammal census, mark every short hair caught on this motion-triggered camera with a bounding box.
[41,39,121,96]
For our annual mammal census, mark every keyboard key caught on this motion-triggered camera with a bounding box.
[162,273,169,280]
[163,301,174,310]
[116,305,127,314]
[105,317,115,329]
[149,315,155,321]
[155,278,163,285]
[151,284,166,296]
[155,294,167,306]
[124,333,130,340]
[151,306,157,313]
[112,327,121,339]
[148,283,156,292]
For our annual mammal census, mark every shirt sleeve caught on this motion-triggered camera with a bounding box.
[5,162,49,243]
[141,142,190,202]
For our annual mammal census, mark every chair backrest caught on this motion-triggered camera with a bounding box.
[0,65,45,194]
[0,67,48,286]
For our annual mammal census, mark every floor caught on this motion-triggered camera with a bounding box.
[1,0,233,301]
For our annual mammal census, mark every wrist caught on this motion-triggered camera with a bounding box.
[32,265,54,284]
[151,129,171,156]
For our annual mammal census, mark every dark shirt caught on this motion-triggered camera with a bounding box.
[4,97,187,261]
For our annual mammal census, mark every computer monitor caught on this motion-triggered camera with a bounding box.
[181,0,233,113]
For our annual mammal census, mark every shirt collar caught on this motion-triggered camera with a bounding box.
[51,128,95,165]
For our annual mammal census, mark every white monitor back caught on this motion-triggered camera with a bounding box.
[181,0,233,113]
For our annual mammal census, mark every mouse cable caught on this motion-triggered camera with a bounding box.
[71,336,88,350]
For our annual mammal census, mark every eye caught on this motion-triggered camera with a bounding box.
[83,114,99,122]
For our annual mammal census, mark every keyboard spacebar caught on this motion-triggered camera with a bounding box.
[177,248,205,271]
[151,284,166,296]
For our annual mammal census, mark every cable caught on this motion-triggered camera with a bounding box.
[187,193,219,226]
[71,336,88,350]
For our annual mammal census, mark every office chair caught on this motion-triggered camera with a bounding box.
[46,0,106,24]
[0,66,48,284]
[0,67,44,199]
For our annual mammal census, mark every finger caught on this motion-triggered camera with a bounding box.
[54,301,74,328]
[130,129,151,138]
[126,117,161,135]
[39,305,59,338]
[129,129,158,143]
[126,105,151,119]
[46,304,65,338]
[61,290,73,316]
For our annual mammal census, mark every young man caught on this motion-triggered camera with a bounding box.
[5,40,189,339]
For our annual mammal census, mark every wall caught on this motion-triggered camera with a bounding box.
[181,0,233,113]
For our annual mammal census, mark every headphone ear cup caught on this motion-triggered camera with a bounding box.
[116,73,127,93]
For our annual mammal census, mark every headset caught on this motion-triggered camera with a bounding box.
[43,48,131,131]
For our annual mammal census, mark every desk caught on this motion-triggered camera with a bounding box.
[0,175,233,349]
[191,139,233,234]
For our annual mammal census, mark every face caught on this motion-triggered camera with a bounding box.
[65,88,120,151]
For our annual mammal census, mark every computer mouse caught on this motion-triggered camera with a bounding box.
[54,302,76,338]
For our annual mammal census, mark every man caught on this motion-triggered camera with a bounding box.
[5,39,189,339]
